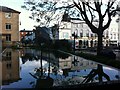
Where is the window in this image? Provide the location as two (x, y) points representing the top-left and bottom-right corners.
(6, 23), (11, 30)
(80, 29), (83, 37)
(86, 33), (89, 37)
(5, 13), (12, 18)
(6, 51), (11, 60)
(111, 34), (112, 39)
(95, 34), (97, 37)
(80, 32), (83, 37)
(63, 32), (69, 38)
(114, 33), (116, 39)
(64, 62), (68, 67)
(6, 63), (12, 69)
(6, 34), (11, 41)
(118, 34), (120, 40)
(81, 24), (83, 28)
(91, 34), (93, 37)
(76, 24), (78, 28)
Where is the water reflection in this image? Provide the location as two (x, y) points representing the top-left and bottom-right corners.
(29, 49), (54, 89)
(82, 64), (110, 83)
(0, 48), (21, 85)
(1, 48), (120, 89)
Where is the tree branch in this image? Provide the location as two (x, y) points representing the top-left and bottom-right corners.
(103, 1), (115, 18)
(88, 5), (94, 23)
(103, 13), (112, 31)
(85, 2), (97, 11)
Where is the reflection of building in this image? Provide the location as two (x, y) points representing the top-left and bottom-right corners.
(58, 55), (97, 71)
(0, 6), (20, 47)
(19, 49), (59, 66)
(59, 56), (72, 69)
(71, 56), (97, 70)
(58, 55), (97, 76)
(1, 48), (21, 85)
(0, 54), (2, 85)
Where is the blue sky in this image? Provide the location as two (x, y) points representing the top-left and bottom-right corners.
(0, 0), (36, 30)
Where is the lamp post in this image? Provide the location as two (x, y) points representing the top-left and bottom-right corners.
(73, 32), (76, 52)
(72, 30), (78, 53)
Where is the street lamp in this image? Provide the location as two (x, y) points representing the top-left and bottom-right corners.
(72, 29), (78, 52)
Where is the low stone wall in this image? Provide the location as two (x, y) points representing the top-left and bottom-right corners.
(51, 80), (120, 89)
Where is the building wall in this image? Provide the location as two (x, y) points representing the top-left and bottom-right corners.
(108, 15), (119, 46)
(1, 12), (20, 41)
(118, 18), (120, 45)
(0, 8), (20, 47)
(118, 2), (120, 45)
(19, 30), (33, 40)
(59, 22), (72, 39)
(59, 17), (120, 48)
(59, 19), (98, 48)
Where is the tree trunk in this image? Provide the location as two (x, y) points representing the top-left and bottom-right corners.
(97, 31), (103, 55)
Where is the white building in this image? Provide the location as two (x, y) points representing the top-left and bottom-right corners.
(118, 17), (120, 46)
(59, 13), (98, 48)
(59, 18), (72, 40)
(59, 13), (120, 48)
(118, 2), (120, 46)
(107, 15), (119, 46)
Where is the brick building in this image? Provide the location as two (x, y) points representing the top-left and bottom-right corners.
(0, 6), (20, 47)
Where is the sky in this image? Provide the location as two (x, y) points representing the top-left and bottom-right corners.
(0, 0), (37, 30)
(0, 0), (119, 30)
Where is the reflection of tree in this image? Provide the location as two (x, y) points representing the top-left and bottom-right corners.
(62, 69), (71, 77)
(82, 64), (110, 83)
(21, 53), (36, 64)
(52, 66), (58, 76)
(72, 56), (79, 66)
(115, 75), (120, 80)
(29, 49), (53, 89)
(53, 51), (70, 59)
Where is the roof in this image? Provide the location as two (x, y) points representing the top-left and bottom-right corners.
(0, 6), (20, 13)
(62, 13), (71, 22)
(70, 18), (82, 20)
(20, 30), (33, 32)
(35, 26), (51, 40)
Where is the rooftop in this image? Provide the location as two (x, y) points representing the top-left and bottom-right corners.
(0, 6), (20, 13)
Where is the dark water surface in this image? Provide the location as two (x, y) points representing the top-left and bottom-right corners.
(1, 48), (120, 89)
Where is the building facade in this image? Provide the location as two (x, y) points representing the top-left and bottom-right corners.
(0, 6), (20, 47)
(19, 29), (34, 41)
(59, 13), (99, 48)
(118, 2), (120, 46)
(107, 15), (119, 46)
(59, 13), (120, 48)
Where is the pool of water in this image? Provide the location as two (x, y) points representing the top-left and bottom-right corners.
(1, 48), (120, 89)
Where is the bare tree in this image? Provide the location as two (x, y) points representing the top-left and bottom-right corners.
(73, 0), (120, 55)
(22, 0), (120, 55)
